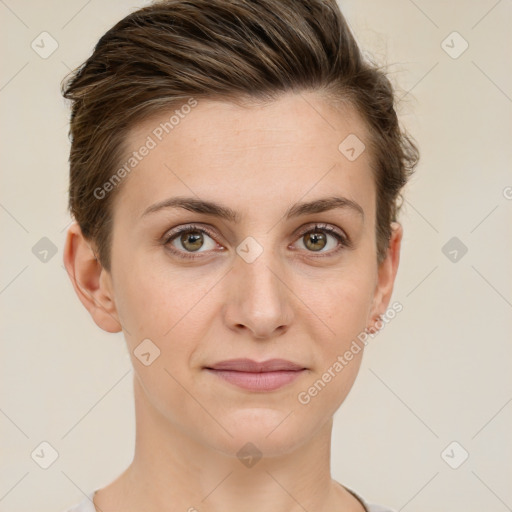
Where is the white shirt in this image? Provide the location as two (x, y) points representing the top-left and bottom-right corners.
(61, 485), (397, 512)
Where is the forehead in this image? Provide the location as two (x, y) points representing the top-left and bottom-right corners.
(113, 92), (374, 224)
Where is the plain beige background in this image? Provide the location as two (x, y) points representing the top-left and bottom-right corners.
(1, 1), (511, 511)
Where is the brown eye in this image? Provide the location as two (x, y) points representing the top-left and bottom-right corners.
(164, 225), (218, 258)
(294, 224), (349, 255)
(179, 230), (204, 252)
(303, 231), (327, 251)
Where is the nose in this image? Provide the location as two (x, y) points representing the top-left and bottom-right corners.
(222, 250), (294, 340)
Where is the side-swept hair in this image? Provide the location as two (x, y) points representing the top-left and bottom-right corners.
(61, 0), (419, 271)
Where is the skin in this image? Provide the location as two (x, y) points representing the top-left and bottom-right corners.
(63, 91), (402, 512)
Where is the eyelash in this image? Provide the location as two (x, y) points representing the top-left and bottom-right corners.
(162, 223), (351, 260)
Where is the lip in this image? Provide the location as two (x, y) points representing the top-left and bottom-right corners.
(204, 358), (307, 392)
(206, 358), (306, 372)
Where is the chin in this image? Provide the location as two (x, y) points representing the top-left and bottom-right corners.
(203, 407), (312, 459)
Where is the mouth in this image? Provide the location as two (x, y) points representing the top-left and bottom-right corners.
(203, 358), (307, 392)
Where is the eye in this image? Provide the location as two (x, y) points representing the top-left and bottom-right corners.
(162, 222), (350, 261)
(292, 223), (350, 256)
(163, 224), (220, 260)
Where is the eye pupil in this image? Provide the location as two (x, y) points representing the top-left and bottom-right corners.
(304, 232), (326, 251)
(181, 230), (203, 251)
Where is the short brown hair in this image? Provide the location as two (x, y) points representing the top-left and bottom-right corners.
(61, 0), (419, 271)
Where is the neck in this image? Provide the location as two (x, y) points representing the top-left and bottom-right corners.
(95, 376), (364, 512)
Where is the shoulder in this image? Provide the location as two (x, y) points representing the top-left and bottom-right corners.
(60, 490), (97, 512)
(343, 484), (397, 512)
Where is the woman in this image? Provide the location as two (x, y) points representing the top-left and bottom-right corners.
(61, 0), (419, 510)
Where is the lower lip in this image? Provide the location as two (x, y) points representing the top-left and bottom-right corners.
(205, 369), (305, 391)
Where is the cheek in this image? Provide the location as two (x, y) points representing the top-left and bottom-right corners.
(307, 266), (375, 342)
(114, 253), (213, 338)
(114, 259), (211, 412)
(294, 264), (374, 403)
(293, 277), (370, 422)
(113, 256), (225, 391)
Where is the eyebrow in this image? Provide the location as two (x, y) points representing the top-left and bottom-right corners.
(141, 195), (364, 222)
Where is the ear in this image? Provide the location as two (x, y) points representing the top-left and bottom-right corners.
(367, 221), (403, 332)
(63, 221), (122, 333)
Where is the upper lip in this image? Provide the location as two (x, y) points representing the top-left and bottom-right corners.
(205, 358), (306, 372)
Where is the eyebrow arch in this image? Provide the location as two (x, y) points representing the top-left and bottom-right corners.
(141, 195), (364, 222)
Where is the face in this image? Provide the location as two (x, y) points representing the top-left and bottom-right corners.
(66, 92), (401, 458)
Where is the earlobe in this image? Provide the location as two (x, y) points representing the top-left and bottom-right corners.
(367, 221), (403, 331)
(63, 221), (122, 333)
